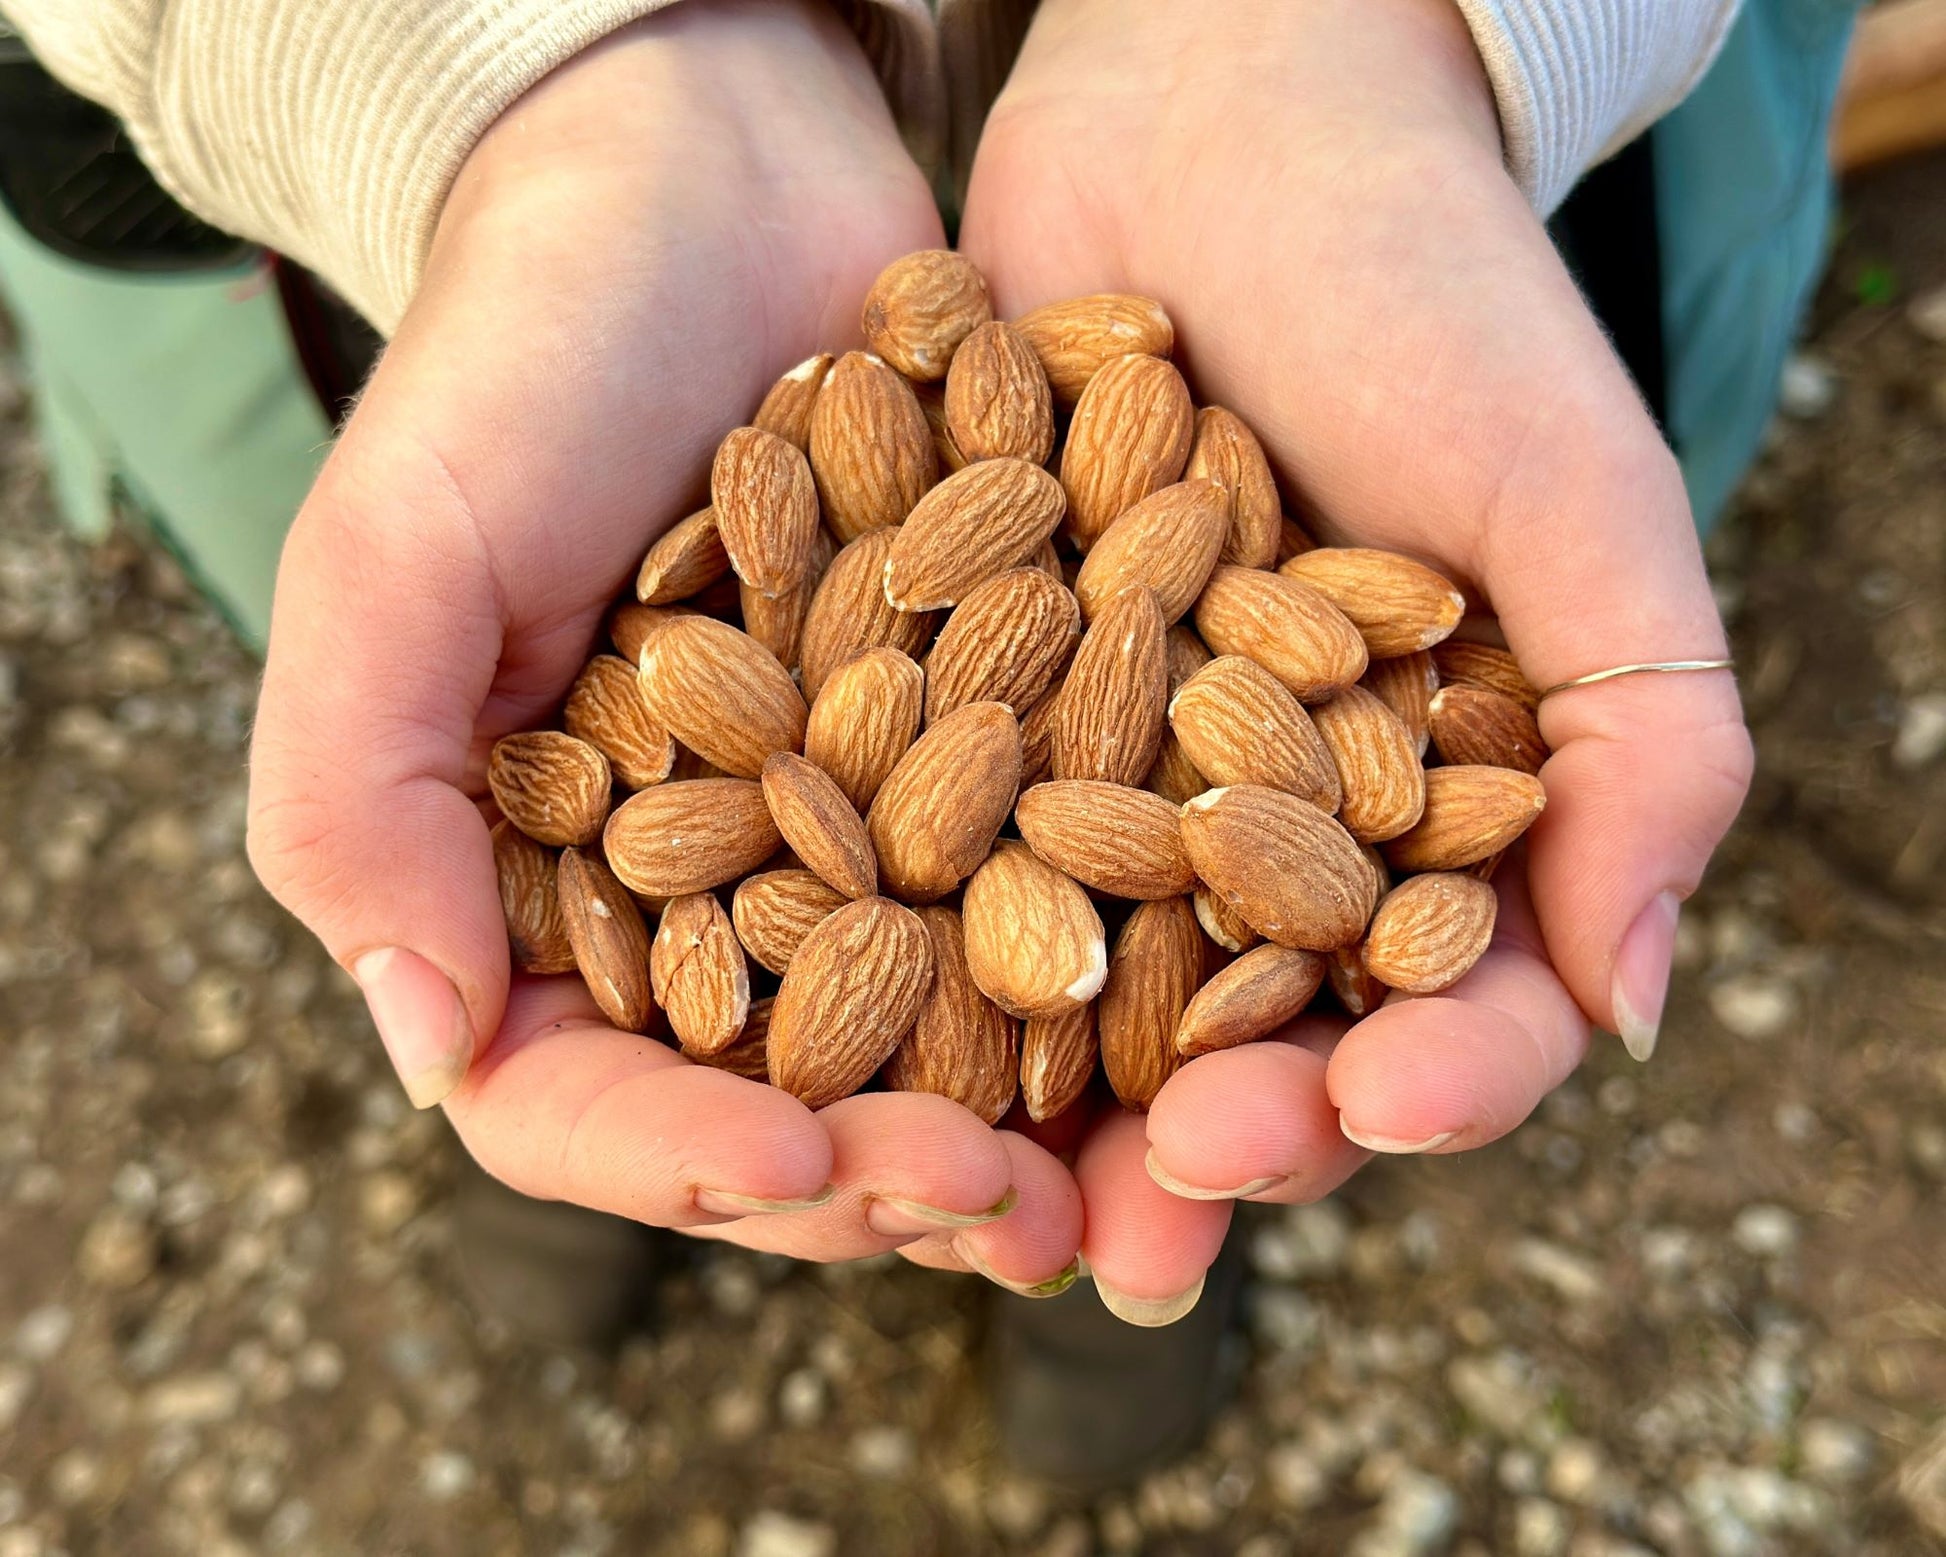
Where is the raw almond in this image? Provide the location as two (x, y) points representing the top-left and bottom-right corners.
(1277, 515), (1318, 564)
(915, 381), (968, 474)
(1165, 624), (1213, 692)
(492, 821), (575, 974)
(1193, 566), (1369, 701)
(944, 320), (1055, 465)
(557, 846), (656, 1033)
(963, 842), (1108, 1019)
(636, 507), (732, 605)
(686, 997), (771, 1081)
(882, 906), (1020, 1125)
(799, 529), (940, 699)
(803, 646), (924, 812)
(1168, 655), (1342, 810)
(1020, 1003), (1098, 1123)
(564, 655), (676, 791)
(768, 897), (934, 1109)
(1193, 884), (1259, 953)
(1360, 650), (1438, 758)
(1431, 641), (1540, 713)
(1361, 873), (1498, 994)
(1308, 685), (1427, 843)
(1429, 685), (1549, 775)
(1059, 354), (1194, 549)
(1381, 766), (1547, 872)
(1015, 780), (1197, 899)
(883, 458), (1066, 611)
(1099, 896), (1200, 1110)
(923, 567), (1078, 725)
(603, 778), (781, 897)
(1073, 479), (1229, 624)
(731, 869), (847, 974)
(712, 426), (820, 599)
(1012, 294), (1175, 407)
(1143, 729), (1208, 807)
(1050, 584), (1167, 785)
(1326, 944), (1387, 1018)
(651, 893), (751, 1053)
(1177, 943), (1325, 1056)
(637, 617), (806, 779)
(1018, 679), (1064, 790)
(1179, 785), (1376, 951)
(1185, 407), (1281, 570)
(866, 701), (1022, 903)
(739, 526), (836, 672)
(761, 752), (877, 900)
(1279, 547), (1466, 657)
(808, 351), (937, 540)
(752, 353), (833, 450)
(488, 731), (611, 847)
(860, 249), (992, 381)
(608, 601), (690, 664)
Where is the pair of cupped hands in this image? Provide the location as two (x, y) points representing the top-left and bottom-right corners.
(245, 0), (1752, 1322)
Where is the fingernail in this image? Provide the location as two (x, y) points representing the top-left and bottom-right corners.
(1091, 1271), (1206, 1328)
(866, 1188), (1017, 1237)
(1144, 1149), (1285, 1202)
(351, 947), (474, 1110)
(1338, 1121), (1457, 1155)
(1613, 890), (1680, 1062)
(693, 1184), (836, 1217)
(959, 1243), (1080, 1298)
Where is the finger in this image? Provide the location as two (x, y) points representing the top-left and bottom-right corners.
(1075, 1111), (1231, 1326)
(897, 1130), (1085, 1296)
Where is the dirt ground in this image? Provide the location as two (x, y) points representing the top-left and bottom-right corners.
(1, 150), (1944, 1557)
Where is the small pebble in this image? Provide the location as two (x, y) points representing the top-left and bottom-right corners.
(1731, 1204), (1798, 1258)
(1799, 1419), (1874, 1486)
(1892, 694), (1946, 771)
(740, 1511), (836, 1557)
(1778, 353), (1837, 418)
(78, 1207), (158, 1289)
(776, 1369), (826, 1428)
(850, 1425), (915, 1479)
(420, 1451), (476, 1501)
(1709, 975), (1798, 1040)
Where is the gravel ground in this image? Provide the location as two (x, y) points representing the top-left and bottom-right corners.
(2, 154), (1945, 1557)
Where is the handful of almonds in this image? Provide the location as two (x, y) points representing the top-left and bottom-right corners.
(488, 251), (1550, 1125)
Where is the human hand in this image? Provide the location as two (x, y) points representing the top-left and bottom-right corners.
(246, 0), (1081, 1290)
(960, 0), (1752, 1311)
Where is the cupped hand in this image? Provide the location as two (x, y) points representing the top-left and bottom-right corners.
(246, 0), (1080, 1287)
(960, 0), (1752, 1307)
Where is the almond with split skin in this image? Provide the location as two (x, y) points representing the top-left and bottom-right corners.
(768, 897), (935, 1109)
(1073, 479), (1229, 625)
(603, 778), (781, 897)
(1099, 896), (1200, 1110)
(944, 320), (1055, 465)
(1308, 685), (1427, 843)
(731, 869), (847, 974)
(799, 530), (939, 700)
(1382, 765), (1547, 872)
(1360, 650), (1438, 758)
(493, 822), (575, 974)
(1186, 407), (1281, 570)
(761, 752), (877, 900)
(637, 616), (806, 779)
(1193, 883), (1260, 953)
(1279, 548), (1467, 658)
(809, 351), (937, 541)
(1012, 294), (1175, 407)
(740, 526), (836, 673)
(962, 842), (1107, 1019)
(712, 426), (820, 599)
(1429, 685), (1549, 775)
(1060, 354), (1194, 550)
(1020, 1003), (1098, 1123)
(651, 893), (750, 1054)
(882, 906), (1020, 1124)
(1362, 873), (1498, 994)
(1177, 943), (1325, 1057)
(1051, 584), (1167, 786)
(686, 997), (771, 1081)
(860, 249), (992, 381)
(1180, 785), (1376, 951)
(866, 702), (1021, 903)
(1193, 566), (1369, 702)
(1015, 780), (1197, 900)
(488, 731), (611, 847)
(565, 655), (676, 791)
(636, 507), (732, 606)
(883, 458), (1067, 612)
(923, 567), (1078, 726)
(753, 353), (833, 450)
(557, 846), (656, 1033)
(803, 646), (924, 812)
(1168, 655), (1342, 811)
(1431, 640), (1541, 713)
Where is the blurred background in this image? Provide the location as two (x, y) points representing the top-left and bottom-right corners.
(2, 26), (1945, 1557)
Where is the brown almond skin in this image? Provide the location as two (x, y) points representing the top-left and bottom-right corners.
(1099, 897), (1201, 1110)
(1177, 944), (1325, 1057)
(1277, 515), (1319, 564)
(1326, 944), (1387, 1018)
(804, 646), (925, 814)
(1016, 780), (1196, 900)
(866, 702), (1022, 904)
(637, 616), (807, 779)
(1193, 567), (1369, 702)
(1165, 625), (1214, 692)
(686, 997), (772, 1081)
(603, 779), (782, 897)
(914, 381), (968, 473)
(752, 353), (833, 451)
(1309, 685), (1427, 843)
(1060, 354), (1194, 550)
(557, 847), (656, 1033)
(492, 821), (575, 974)
(608, 601), (690, 665)
(1431, 641), (1541, 713)
(800, 530), (940, 700)
(1280, 547), (1467, 657)
(1051, 584), (1167, 786)
(636, 507), (731, 605)
(1362, 873), (1498, 994)
(1193, 884), (1260, 954)
(565, 655), (676, 791)
(712, 426), (820, 599)
(944, 320), (1055, 465)
(883, 458), (1068, 612)
(923, 567), (1079, 726)
(1073, 479), (1229, 625)
(1186, 407), (1281, 570)
(488, 731), (611, 847)
(1360, 650), (1438, 759)
(1144, 729), (1208, 808)
(963, 842), (1108, 1020)
(731, 869), (847, 975)
(761, 752), (878, 900)
(1020, 1003), (1098, 1124)
(860, 250), (992, 380)
(808, 351), (938, 540)
(1382, 766), (1547, 872)
(651, 893), (751, 1054)
(1168, 655), (1342, 811)
(883, 906), (1021, 1124)
(1012, 294), (1175, 407)
(739, 526), (837, 673)
(1179, 785), (1376, 951)
(768, 898), (936, 1108)
(1429, 685), (1549, 775)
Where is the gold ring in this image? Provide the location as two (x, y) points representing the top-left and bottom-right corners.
(1537, 658), (1735, 700)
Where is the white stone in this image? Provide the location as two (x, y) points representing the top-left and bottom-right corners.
(1799, 1418), (1874, 1485)
(740, 1511), (836, 1557)
(1909, 285), (1946, 343)
(1709, 975), (1798, 1040)
(420, 1451), (476, 1501)
(143, 1372), (241, 1425)
(1545, 1439), (1606, 1504)
(1892, 694), (1946, 771)
(1510, 1240), (1605, 1306)
(849, 1425), (915, 1479)
(1513, 1497), (1571, 1557)
(1778, 353), (1837, 418)
(1731, 1204), (1798, 1258)
(776, 1369), (826, 1428)
(13, 1305), (73, 1363)
(1267, 1444), (1330, 1510)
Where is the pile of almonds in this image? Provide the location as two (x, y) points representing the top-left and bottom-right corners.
(487, 251), (1550, 1124)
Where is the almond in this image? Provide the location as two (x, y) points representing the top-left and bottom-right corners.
(1185, 407), (1280, 570)
(883, 458), (1067, 612)
(1073, 479), (1228, 624)
(637, 617), (806, 779)
(866, 702), (1022, 903)
(799, 529), (940, 699)
(1429, 685), (1549, 775)
(859, 250), (992, 381)
(740, 526), (837, 673)
(1360, 650), (1438, 758)
(1431, 641), (1540, 713)
(944, 320), (1055, 465)
(557, 846), (656, 1033)
(1019, 1003), (1098, 1123)
(686, 996), (771, 1080)
(1277, 515), (1318, 564)
(1099, 896), (1200, 1110)
(914, 381), (968, 474)
(803, 646), (924, 813)
(761, 752), (877, 900)
(1168, 655), (1341, 810)
(1279, 548), (1466, 657)
(1012, 293), (1175, 407)
(923, 567), (1078, 726)
(731, 869), (847, 974)
(1179, 785), (1376, 951)
(1361, 873), (1498, 994)
(1177, 943), (1324, 1057)
(1165, 625), (1214, 692)
(808, 351), (937, 540)
(1193, 884), (1260, 953)
(882, 906), (1020, 1124)
(711, 426), (820, 599)
(1059, 354), (1194, 550)
(1018, 678), (1064, 790)
(1051, 584), (1167, 785)
(608, 601), (691, 664)
(564, 655), (676, 791)
(1308, 685), (1426, 843)
(651, 893), (751, 1053)
(963, 842), (1108, 1020)
(1143, 729), (1208, 807)
(492, 821), (575, 974)
(1326, 944), (1387, 1018)
(636, 507), (732, 605)
(1015, 780), (1197, 899)
(752, 353), (833, 451)
(488, 731), (611, 846)
(768, 897), (935, 1108)
(603, 778), (781, 897)
(1193, 566), (1368, 701)
(1381, 766), (1547, 872)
